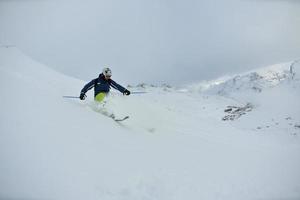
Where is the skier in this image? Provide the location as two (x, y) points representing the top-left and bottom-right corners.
(79, 67), (131, 102)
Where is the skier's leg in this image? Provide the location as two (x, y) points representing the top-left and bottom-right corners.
(95, 92), (106, 102)
(94, 92), (115, 118)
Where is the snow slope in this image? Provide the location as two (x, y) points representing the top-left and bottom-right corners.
(0, 47), (300, 200)
(186, 61), (299, 95)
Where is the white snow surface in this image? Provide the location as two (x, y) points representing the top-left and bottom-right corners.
(0, 47), (300, 200)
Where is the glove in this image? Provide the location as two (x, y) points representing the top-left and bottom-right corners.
(123, 89), (130, 96)
(80, 93), (86, 100)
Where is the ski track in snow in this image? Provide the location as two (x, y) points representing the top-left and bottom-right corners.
(0, 47), (300, 200)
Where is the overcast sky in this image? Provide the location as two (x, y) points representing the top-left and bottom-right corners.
(0, 0), (300, 85)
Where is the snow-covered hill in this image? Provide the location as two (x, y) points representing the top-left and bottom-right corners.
(1, 47), (300, 200)
(186, 61), (300, 95)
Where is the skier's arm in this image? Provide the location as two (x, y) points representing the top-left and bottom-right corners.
(110, 80), (127, 93)
(81, 79), (96, 94)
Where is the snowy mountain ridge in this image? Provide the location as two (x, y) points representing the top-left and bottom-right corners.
(184, 60), (300, 96)
(131, 60), (300, 98)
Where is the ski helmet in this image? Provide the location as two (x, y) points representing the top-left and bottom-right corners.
(103, 67), (112, 77)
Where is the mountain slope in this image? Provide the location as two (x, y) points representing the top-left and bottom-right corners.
(0, 47), (300, 200)
(186, 61), (299, 95)
(184, 61), (300, 136)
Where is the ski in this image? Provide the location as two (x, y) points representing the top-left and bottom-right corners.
(114, 116), (129, 122)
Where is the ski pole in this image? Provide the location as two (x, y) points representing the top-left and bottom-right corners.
(62, 96), (80, 99)
(131, 91), (147, 94)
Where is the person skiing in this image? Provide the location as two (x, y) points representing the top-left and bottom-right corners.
(79, 67), (130, 102)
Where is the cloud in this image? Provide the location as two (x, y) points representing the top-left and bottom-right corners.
(0, 0), (299, 85)
(253, 0), (300, 2)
